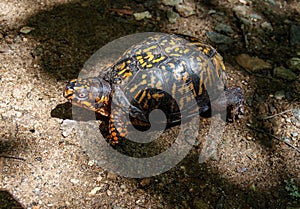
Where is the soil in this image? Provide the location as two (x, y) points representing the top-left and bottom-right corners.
(0, 0), (299, 208)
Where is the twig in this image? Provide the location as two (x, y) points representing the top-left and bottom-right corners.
(247, 124), (300, 154)
(257, 109), (294, 120)
(0, 155), (26, 161)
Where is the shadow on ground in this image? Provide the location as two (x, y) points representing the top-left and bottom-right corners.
(0, 191), (24, 209)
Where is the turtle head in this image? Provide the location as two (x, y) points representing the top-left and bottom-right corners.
(64, 77), (111, 116)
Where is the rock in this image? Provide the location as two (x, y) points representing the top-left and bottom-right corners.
(235, 54), (272, 72)
(166, 10), (179, 23)
(261, 21), (273, 31)
(233, 5), (249, 19)
(70, 178), (80, 185)
(215, 23), (234, 35)
(162, 0), (183, 6)
(290, 25), (300, 46)
(19, 26), (35, 34)
(133, 11), (152, 21)
(292, 108), (300, 121)
(250, 13), (262, 21)
(140, 178), (151, 187)
(12, 88), (23, 99)
(274, 90), (285, 100)
(273, 66), (298, 80)
(287, 57), (300, 72)
(60, 119), (77, 137)
(175, 2), (195, 17)
(107, 172), (118, 180)
(88, 187), (102, 196)
(206, 31), (233, 44)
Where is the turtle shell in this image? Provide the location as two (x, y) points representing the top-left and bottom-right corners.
(103, 34), (227, 124)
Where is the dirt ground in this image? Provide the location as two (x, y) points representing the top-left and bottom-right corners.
(0, 0), (300, 208)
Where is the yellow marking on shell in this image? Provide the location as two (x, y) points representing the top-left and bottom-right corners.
(118, 67), (128, 75)
(203, 48), (209, 55)
(165, 47), (172, 53)
(152, 93), (164, 100)
(171, 82), (177, 97)
(143, 102), (149, 109)
(141, 62), (147, 67)
(142, 74), (147, 79)
(169, 40), (176, 45)
(143, 45), (157, 52)
(168, 62), (175, 68)
(139, 79), (147, 86)
(145, 52), (154, 61)
(198, 73), (203, 95)
(184, 48), (190, 54)
(130, 84), (139, 93)
(152, 56), (166, 63)
(146, 64), (153, 68)
(174, 47), (180, 52)
(169, 53), (181, 57)
(137, 55), (143, 60)
(123, 71), (133, 77)
(155, 81), (162, 89)
(188, 82), (197, 97)
(138, 90), (147, 104)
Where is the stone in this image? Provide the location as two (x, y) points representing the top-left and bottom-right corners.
(215, 23), (234, 35)
(166, 10), (180, 23)
(233, 5), (249, 19)
(290, 25), (300, 46)
(133, 11), (152, 21)
(273, 66), (298, 80)
(287, 57), (300, 72)
(292, 108), (300, 121)
(250, 13), (262, 21)
(274, 90), (285, 100)
(175, 2), (195, 17)
(206, 31), (233, 44)
(162, 0), (183, 6)
(235, 54), (272, 72)
(261, 21), (273, 31)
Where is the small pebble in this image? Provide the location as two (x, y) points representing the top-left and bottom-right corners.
(261, 22), (273, 31)
(20, 26), (35, 34)
(70, 178), (80, 184)
(106, 190), (112, 196)
(291, 132), (298, 137)
(167, 10), (180, 23)
(88, 160), (95, 166)
(107, 172), (118, 180)
(161, 0), (183, 6)
(292, 109), (300, 121)
(12, 88), (23, 99)
(133, 11), (152, 21)
(140, 178), (151, 187)
(88, 187), (102, 196)
(274, 90), (285, 100)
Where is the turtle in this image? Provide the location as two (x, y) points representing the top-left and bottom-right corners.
(64, 34), (244, 144)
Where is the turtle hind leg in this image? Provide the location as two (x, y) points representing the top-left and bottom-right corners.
(225, 86), (244, 117)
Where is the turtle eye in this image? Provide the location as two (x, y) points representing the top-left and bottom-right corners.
(77, 89), (88, 98)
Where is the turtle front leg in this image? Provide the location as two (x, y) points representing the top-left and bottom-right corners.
(108, 108), (129, 144)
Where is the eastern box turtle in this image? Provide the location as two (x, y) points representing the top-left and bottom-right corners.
(64, 34), (244, 144)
